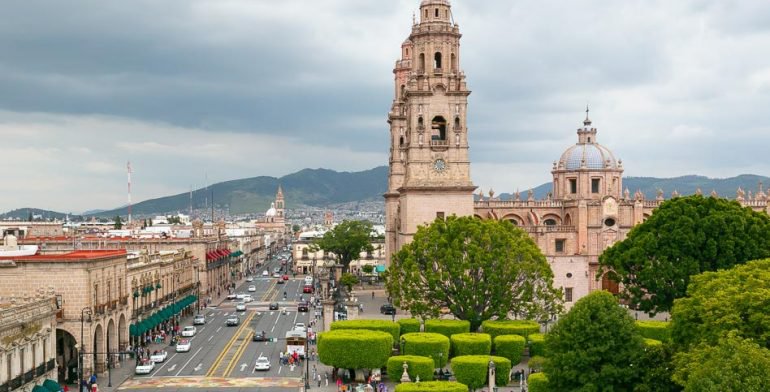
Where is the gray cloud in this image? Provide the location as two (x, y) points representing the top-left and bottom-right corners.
(1, 0), (769, 212)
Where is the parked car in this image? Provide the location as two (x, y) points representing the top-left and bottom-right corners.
(226, 315), (240, 326)
(380, 304), (396, 315)
(269, 302), (279, 310)
(254, 356), (271, 371)
(236, 302), (247, 312)
(248, 285), (256, 292)
(176, 339), (191, 352)
(135, 359), (155, 375)
(193, 314), (206, 325)
(181, 326), (197, 337)
(298, 301), (309, 312)
(149, 350), (167, 363)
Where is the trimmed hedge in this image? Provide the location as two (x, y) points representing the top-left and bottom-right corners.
(424, 319), (470, 338)
(394, 381), (468, 392)
(528, 372), (549, 392)
(318, 329), (393, 369)
(528, 356), (546, 372)
(643, 338), (663, 347)
(331, 319), (401, 341)
(401, 333), (450, 368)
(387, 355), (435, 382)
(528, 333), (546, 357)
(482, 320), (540, 342)
(451, 355), (511, 389)
(398, 318), (421, 335)
(636, 320), (671, 342)
(494, 335), (526, 365)
(450, 333), (492, 357)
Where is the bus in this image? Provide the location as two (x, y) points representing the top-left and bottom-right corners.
(285, 330), (306, 358)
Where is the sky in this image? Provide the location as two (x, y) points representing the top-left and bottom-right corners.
(1, 0), (770, 213)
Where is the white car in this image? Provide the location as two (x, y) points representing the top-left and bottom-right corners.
(176, 339), (191, 352)
(193, 314), (206, 325)
(248, 285), (256, 292)
(262, 270), (269, 277)
(226, 293), (237, 300)
(242, 295), (253, 303)
(272, 272), (281, 278)
(236, 302), (247, 311)
(254, 356), (271, 371)
(294, 322), (306, 333)
(181, 326), (197, 337)
(246, 277), (254, 282)
(135, 359), (155, 375)
(304, 276), (313, 285)
(236, 293), (246, 300)
(149, 350), (167, 363)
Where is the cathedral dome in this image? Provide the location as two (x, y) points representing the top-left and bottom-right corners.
(265, 202), (277, 217)
(559, 143), (618, 170)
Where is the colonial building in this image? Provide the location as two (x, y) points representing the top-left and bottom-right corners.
(0, 297), (58, 392)
(292, 232), (385, 276)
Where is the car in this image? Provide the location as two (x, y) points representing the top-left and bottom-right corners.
(135, 359), (155, 375)
(236, 302), (247, 312)
(181, 326), (197, 337)
(304, 276), (313, 285)
(277, 279), (285, 284)
(303, 285), (313, 293)
(248, 285), (256, 292)
(282, 274), (289, 281)
(252, 330), (268, 342)
(254, 356), (271, 371)
(226, 315), (240, 326)
(272, 272), (281, 278)
(236, 293), (246, 300)
(269, 302), (279, 310)
(298, 301), (309, 312)
(262, 270), (269, 277)
(242, 294), (253, 303)
(246, 277), (254, 282)
(149, 350), (167, 363)
(380, 303), (396, 315)
(294, 322), (306, 333)
(176, 339), (191, 353)
(193, 314), (206, 325)
(273, 267), (281, 273)
(226, 293), (237, 300)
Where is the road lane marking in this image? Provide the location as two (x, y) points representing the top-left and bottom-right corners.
(206, 311), (257, 377)
(240, 363), (247, 372)
(208, 336), (213, 342)
(278, 366), (282, 374)
(193, 363), (202, 372)
(224, 330), (253, 377)
(167, 364), (177, 373)
(216, 327), (222, 333)
(176, 346), (203, 376)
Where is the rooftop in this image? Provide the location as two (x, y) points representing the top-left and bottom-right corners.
(0, 249), (126, 261)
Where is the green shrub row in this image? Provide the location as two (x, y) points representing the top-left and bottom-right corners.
(450, 333), (491, 357)
(494, 335), (526, 365)
(643, 338), (663, 347)
(394, 381), (468, 392)
(635, 320), (671, 342)
(398, 318), (421, 335)
(331, 319), (401, 341)
(318, 329), (393, 369)
(401, 333), (450, 368)
(528, 333), (546, 357)
(387, 355), (435, 382)
(528, 372), (549, 392)
(450, 355), (511, 389)
(424, 319), (470, 338)
(482, 320), (540, 341)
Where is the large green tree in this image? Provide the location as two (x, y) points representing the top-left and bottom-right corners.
(672, 333), (770, 392)
(311, 220), (374, 274)
(671, 258), (770, 350)
(544, 290), (645, 391)
(599, 195), (770, 314)
(113, 215), (123, 229)
(386, 216), (562, 331)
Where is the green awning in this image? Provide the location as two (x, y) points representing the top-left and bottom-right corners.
(129, 324), (138, 337)
(230, 250), (243, 257)
(33, 385), (49, 392)
(43, 379), (61, 392)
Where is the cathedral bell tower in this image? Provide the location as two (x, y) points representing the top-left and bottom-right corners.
(384, 0), (476, 264)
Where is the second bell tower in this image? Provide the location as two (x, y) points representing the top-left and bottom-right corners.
(385, 0), (476, 263)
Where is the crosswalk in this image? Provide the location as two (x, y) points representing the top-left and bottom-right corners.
(119, 376), (303, 389)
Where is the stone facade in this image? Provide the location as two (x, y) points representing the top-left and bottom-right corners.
(0, 222), (63, 239)
(0, 297), (58, 392)
(292, 236), (385, 276)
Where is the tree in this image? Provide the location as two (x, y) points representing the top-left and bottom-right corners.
(114, 215), (123, 230)
(634, 342), (681, 392)
(599, 195), (770, 314)
(292, 224), (301, 234)
(167, 215), (182, 225)
(544, 290), (645, 391)
(671, 258), (770, 350)
(27, 210), (33, 222)
(672, 333), (770, 392)
(339, 273), (359, 293)
(361, 264), (374, 274)
(387, 216), (562, 331)
(311, 220), (374, 273)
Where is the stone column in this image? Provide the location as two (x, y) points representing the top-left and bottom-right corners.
(345, 300), (360, 321)
(322, 300), (335, 331)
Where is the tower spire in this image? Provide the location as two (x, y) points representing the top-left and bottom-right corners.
(584, 104), (592, 126)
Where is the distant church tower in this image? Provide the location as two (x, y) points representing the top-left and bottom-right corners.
(275, 185), (285, 218)
(384, 0), (476, 264)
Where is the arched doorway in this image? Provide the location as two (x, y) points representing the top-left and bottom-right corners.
(56, 329), (78, 384)
(92, 324), (104, 374)
(118, 314), (127, 352)
(107, 319), (117, 370)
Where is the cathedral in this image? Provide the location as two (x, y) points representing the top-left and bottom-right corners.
(384, 0), (770, 307)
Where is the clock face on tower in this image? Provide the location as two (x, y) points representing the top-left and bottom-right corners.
(433, 159), (447, 172)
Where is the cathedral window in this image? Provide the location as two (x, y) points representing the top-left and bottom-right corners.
(544, 219), (557, 226)
(565, 287), (573, 302)
(591, 178), (600, 193)
(434, 52), (442, 70)
(435, 8), (439, 18)
(436, 212), (445, 220)
(451, 53), (457, 71)
(399, 136), (404, 147)
(419, 53), (425, 72)
(604, 218), (616, 227)
(418, 116), (424, 129)
(425, 9), (428, 18)
(555, 239), (565, 253)
(569, 179), (577, 194)
(431, 116), (447, 140)
(454, 116), (461, 130)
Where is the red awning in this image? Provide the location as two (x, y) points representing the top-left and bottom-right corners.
(206, 251), (214, 261)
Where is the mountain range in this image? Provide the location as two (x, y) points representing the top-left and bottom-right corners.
(1, 168), (767, 220)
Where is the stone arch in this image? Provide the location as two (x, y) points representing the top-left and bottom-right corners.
(118, 314), (127, 351)
(107, 318), (117, 352)
(542, 214), (562, 226)
(473, 214), (484, 220)
(418, 53), (425, 72)
(564, 213), (572, 226)
(92, 323), (105, 373)
(56, 328), (78, 383)
(501, 214), (524, 226)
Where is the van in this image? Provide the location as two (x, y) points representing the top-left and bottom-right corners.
(304, 276), (313, 285)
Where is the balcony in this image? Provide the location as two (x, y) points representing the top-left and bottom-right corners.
(433, 67), (443, 75)
(24, 370), (34, 383)
(120, 296), (129, 306)
(430, 139), (449, 147)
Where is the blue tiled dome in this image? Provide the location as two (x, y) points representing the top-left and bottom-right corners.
(560, 143), (618, 170)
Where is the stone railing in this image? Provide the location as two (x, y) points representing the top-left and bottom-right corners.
(0, 297), (56, 330)
(475, 200), (566, 208)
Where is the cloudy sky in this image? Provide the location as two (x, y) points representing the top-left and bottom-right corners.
(2, 0), (770, 213)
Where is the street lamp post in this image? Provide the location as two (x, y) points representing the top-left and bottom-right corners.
(78, 307), (91, 392)
(305, 337), (311, 390)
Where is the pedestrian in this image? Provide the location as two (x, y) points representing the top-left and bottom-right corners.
(336, 377), (342, 391)
(317, 373), (322, 387)
(372, 291), (375, 299)
(325, 373), (329, 387)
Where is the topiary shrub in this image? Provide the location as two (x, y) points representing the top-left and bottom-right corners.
(494, 335), (526, 365)
(643, 338), (663, 347)
(331, 319), (401, 341)
(482, 320), (540, 342)
(528, 333), (546, 357)
(528, 372), (549, 392)
(636, 320), (671, 342)
(318, 329), (393, 369)
(424, 319), (470, 338)
(401, 333), (450, 368)
(451, 355), (511, 389)
(394, 381), (468, 392)
(398, 318), (421, 335)
(387, 355), (435, 382)
(527, 356), (546, 372)
(450, 333), (491, 357)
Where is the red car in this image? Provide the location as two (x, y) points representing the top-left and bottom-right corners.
(282, 275), (289, 281)
(303, 285), (313, 293)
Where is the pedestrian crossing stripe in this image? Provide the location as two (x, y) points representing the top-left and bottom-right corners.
(119, 376), (303, 389)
